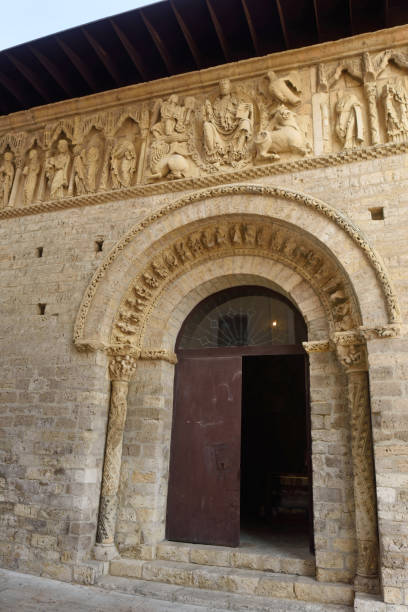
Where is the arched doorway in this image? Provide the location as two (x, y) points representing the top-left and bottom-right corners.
(166, 286), (313, 550)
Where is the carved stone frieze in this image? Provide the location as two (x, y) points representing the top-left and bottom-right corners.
(0, 42), (408, 209)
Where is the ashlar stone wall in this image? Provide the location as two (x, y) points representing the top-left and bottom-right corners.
(0, 25), (407, 609)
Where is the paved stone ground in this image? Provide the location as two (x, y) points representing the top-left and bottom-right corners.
(0, 568), (354, 612)
(0, 569), (225, 612)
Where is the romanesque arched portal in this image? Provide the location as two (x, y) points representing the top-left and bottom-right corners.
(74, 184), (401, 594)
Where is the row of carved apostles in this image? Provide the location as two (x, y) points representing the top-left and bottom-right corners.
(1, 47), (408, 207)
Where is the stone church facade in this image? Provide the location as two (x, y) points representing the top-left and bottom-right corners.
(0, 22), (407, 611)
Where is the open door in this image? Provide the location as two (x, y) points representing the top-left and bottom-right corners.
(166, 352), (242, 547)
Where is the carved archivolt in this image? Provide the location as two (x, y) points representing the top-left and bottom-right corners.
(73, 184), (400, 352)
(111, 217), (358, 347)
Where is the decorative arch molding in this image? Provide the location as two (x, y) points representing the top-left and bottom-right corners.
(74, 184), (400, 353)
(110, 215), (360, 349)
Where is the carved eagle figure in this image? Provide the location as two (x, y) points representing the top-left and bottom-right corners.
(263, 70), (302, 106)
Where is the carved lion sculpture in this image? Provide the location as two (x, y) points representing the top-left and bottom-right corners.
(255, 106), (309, 161)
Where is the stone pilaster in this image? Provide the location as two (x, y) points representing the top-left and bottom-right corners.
(94, 354), (138, 561)
(334, 332), (379, 594)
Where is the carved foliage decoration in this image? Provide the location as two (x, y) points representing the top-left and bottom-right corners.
(111, 217), (359, 347)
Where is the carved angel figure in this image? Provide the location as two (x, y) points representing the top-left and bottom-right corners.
(22, 149), (40, 205)
(382, 79), (408, 143)
(149, 95), (195, 180)
(110, 140), (137, 189)
(265, 70), (302, 106)
(0, 151), (15, 207)
(45, 139), (71, 199)
(335, 93), (364, 149)
(203, 78), (253, 165)
(255, 106), (309, 161)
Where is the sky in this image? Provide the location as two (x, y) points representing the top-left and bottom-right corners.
(0, 0), (160, 51)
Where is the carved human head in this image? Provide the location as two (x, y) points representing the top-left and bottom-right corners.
(4, 151), (13, 161)
(28, 149), (38, 160)
(168, 94), (179, 104)
(57, 139), (68, 153)
(219, 79), (231, 96)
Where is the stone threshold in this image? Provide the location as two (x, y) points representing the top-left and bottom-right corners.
(108, 557), (354, 607)
(98, 573), (353, 611)
(147, 539), (316, 577)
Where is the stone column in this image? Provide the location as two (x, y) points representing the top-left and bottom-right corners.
(364, 82), (380, 146)
(334, 333), (379, 593)
(94, 354), (138, 561)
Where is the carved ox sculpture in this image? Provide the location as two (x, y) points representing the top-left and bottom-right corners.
(255, 105), (309, 161)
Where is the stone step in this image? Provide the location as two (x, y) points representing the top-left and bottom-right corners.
(98, 574), (353, 611)
(109, 558), (354, 607)
(154, 540), (316, 576)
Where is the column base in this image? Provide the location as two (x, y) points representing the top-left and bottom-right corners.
(93, 543), (120, 562)
(354, 574), (380, 595)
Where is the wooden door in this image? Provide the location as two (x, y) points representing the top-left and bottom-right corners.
(166, 352), (242, 547)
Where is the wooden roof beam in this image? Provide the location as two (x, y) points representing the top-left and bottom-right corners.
(275, 0), (290, 49)
(0, 70), (26, 106)
(82, 28), (121, 87)
(140, 10), (175, 74)
(241, 0), (261, 55)
(205, 0), (232, 62)
(169, 0), (203, 68)
(5, 52), (50, 103)
(28, 44), (75, 97)
(313, 0), (322, 42)
(384, 0), (390, 27)
(56, 36), (98, 92)
(349, 0), (355, 34)
(110, 19), (148, 80)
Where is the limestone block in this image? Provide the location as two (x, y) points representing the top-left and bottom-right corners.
(190, 546), (231, 568)
(142, 560), (194, 587)
(294, 577), (354, 605)
(110, 558), (144, 578)
(256, 574), (296, 599)
(157, 542), (190, 563)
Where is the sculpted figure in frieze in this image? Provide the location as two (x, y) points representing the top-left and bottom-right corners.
(382, 79), (408, 143)
(202, 78), (254, 166)
(149, 94), (196, 180)
(0, 151), (15, 207)
(255, 105), (309, 161)
(263, 70), (302, 106)
(45, 138), (71, 200)
(335, 93), (364, 149)
(72, 146), (87, 195)
(87, 144), (100, 192)
(110, 140), (137, 189)
(22, 149), (41, 205)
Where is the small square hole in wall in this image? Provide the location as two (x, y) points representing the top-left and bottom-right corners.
(37, 247), (43, 258)
(38, 303), (46, 315)
(369, 207), (384, 220)
(95, 240), (104, 252)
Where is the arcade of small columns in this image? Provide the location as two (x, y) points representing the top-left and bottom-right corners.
(73, 185), (401, 594)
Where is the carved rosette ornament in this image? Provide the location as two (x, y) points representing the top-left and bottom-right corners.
(94, 354), (138, 560)
(334, 332), (379, 592)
